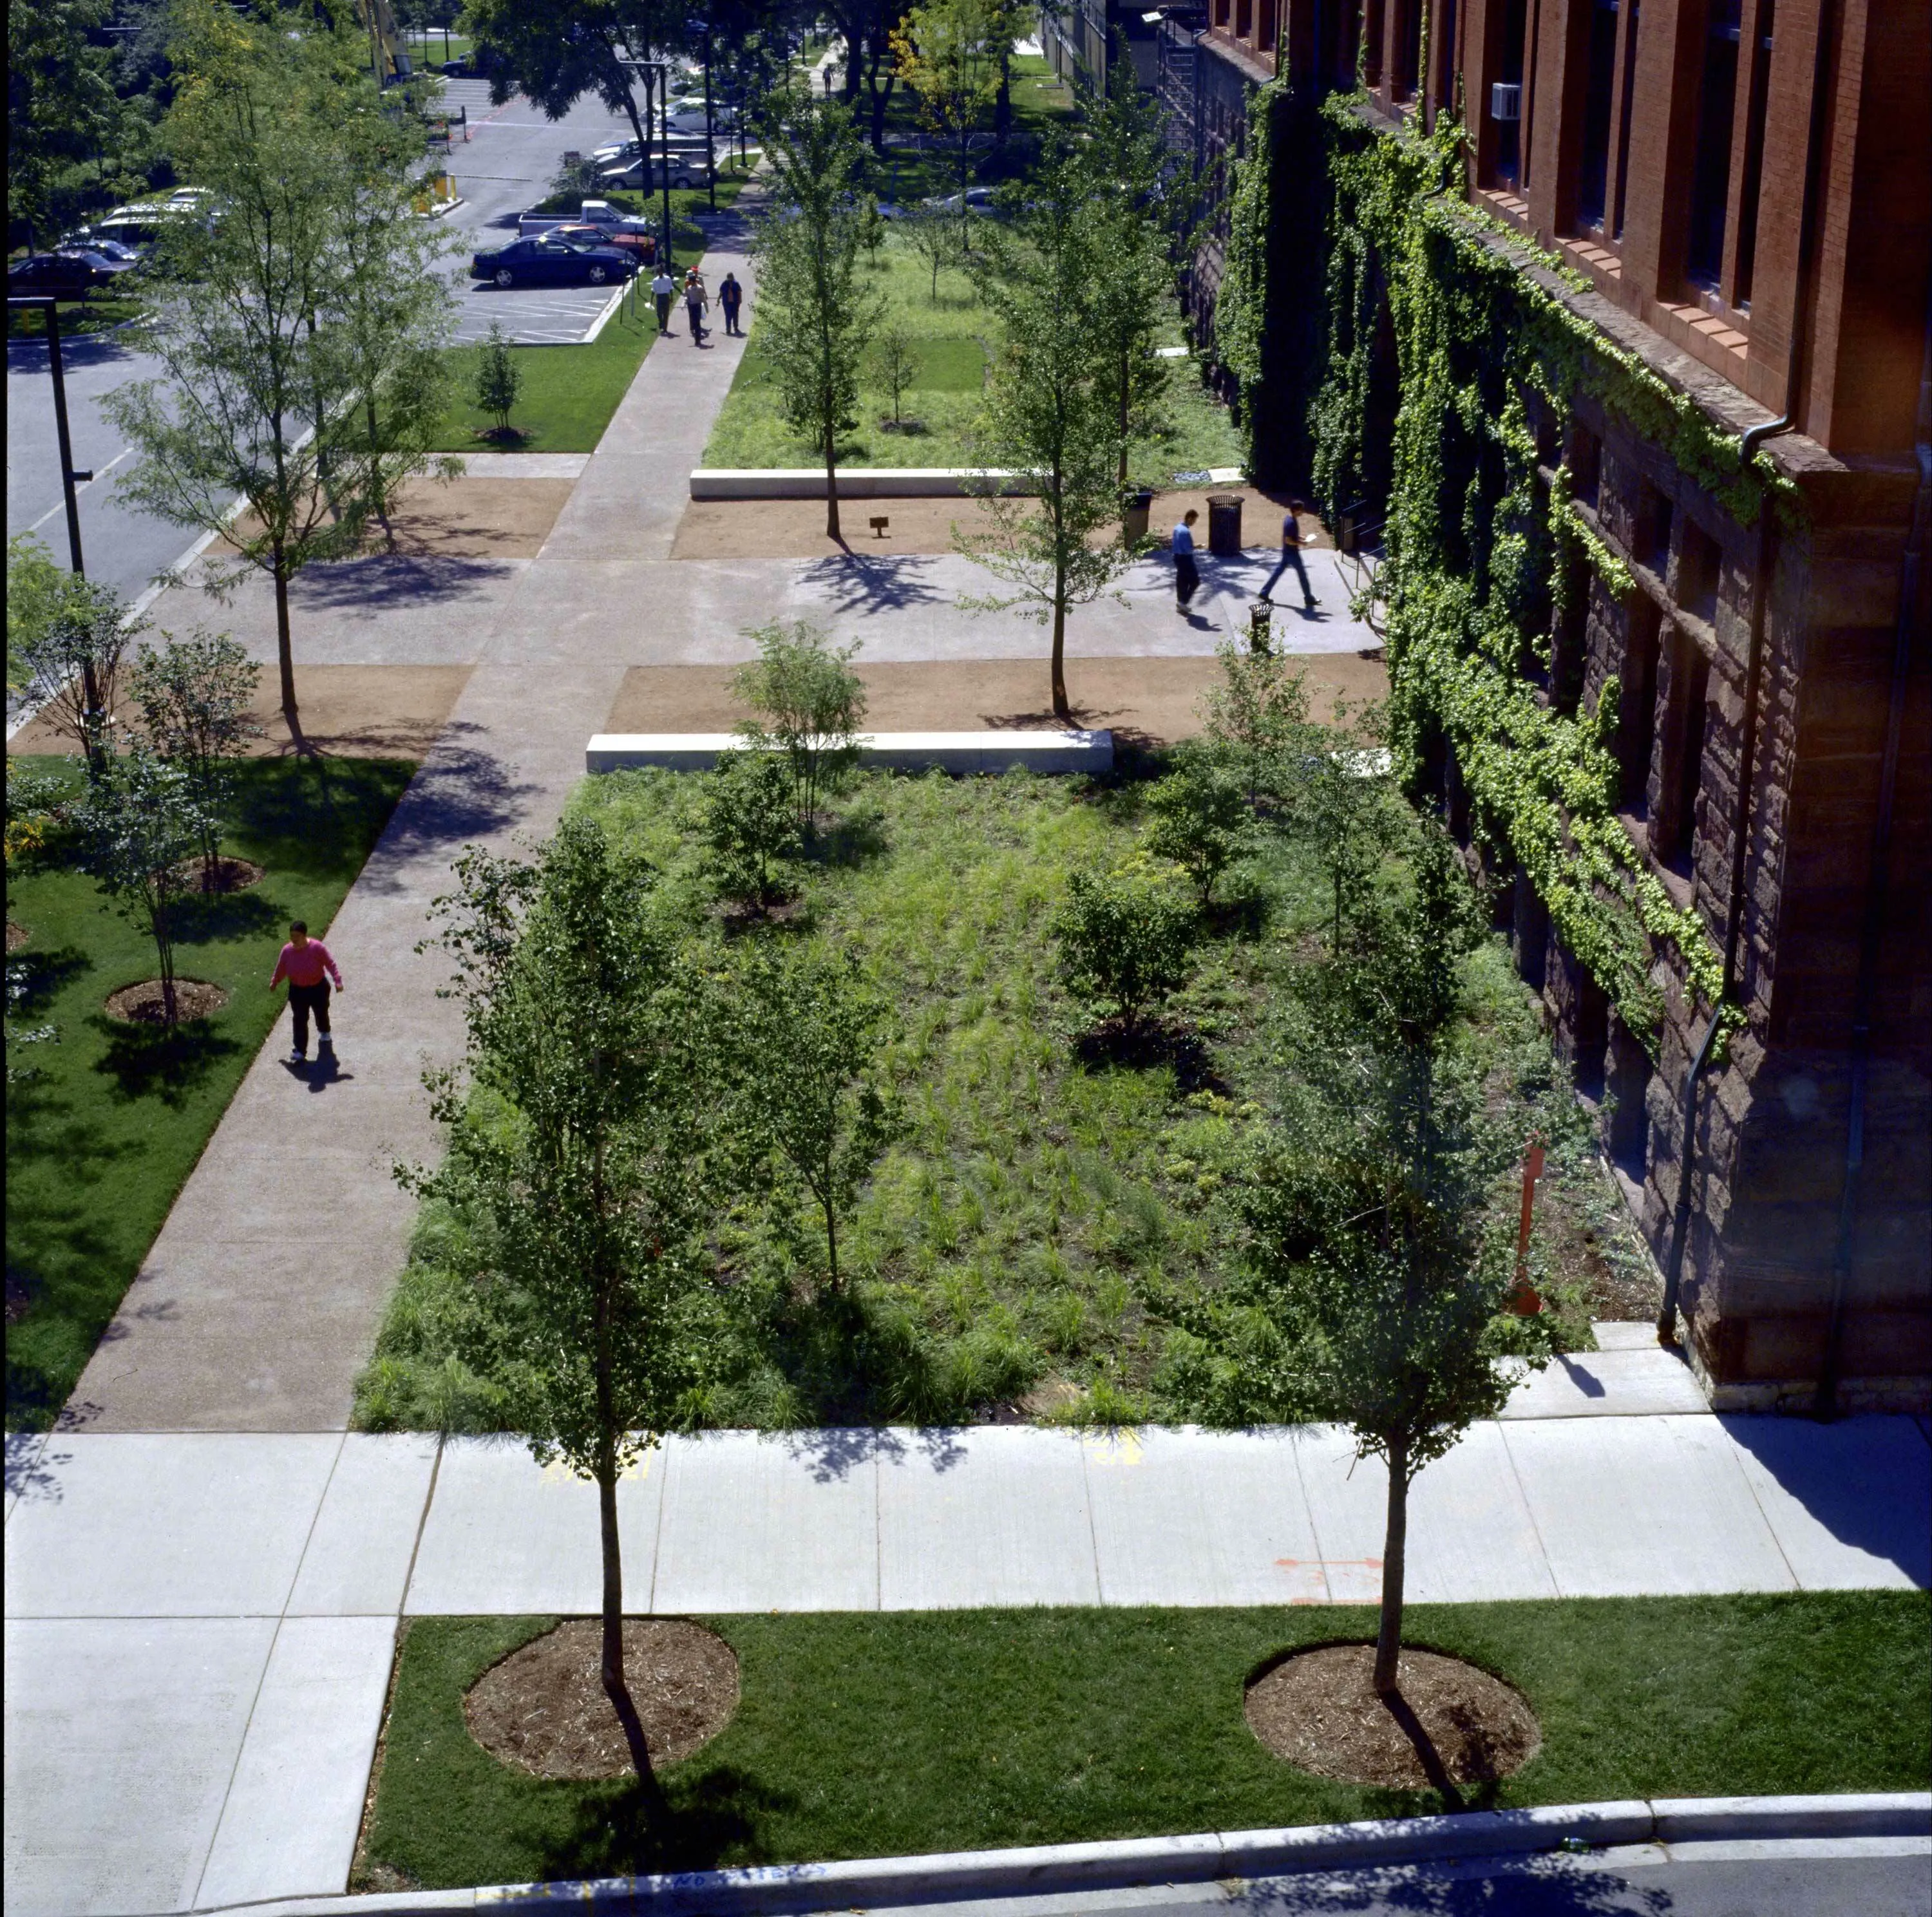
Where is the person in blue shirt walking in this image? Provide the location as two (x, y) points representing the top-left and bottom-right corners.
(1173, 507), (1201, 610)
(1260, 501), (1320, 610)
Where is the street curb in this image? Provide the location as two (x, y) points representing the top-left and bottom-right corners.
(182, 1793), (1931, 1917)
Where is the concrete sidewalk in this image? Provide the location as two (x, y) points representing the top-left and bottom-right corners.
(62, 217), (764, 1435)
(6, 1401), (1927, 1916)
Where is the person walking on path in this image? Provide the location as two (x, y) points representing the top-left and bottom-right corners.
(719, 270), (744, 335)
(1173, 507), (1201, 611)
(270, 921), (343, 1062)
(650, 267), (677, 335)
(1260, 501), (1320, 610)
(685, 269), (710, 346)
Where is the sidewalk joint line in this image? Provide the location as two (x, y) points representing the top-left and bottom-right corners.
(189, 1428), (348, 1908)
(397, 1433), (446, 1621)
(1286, 1430), (1336, 1605)
(1493, 1418), (1562, 1599)
(1077, 1433), (1106, 1605)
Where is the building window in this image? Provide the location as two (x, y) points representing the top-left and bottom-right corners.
(1395, 0), (1425, 97)
(1259, 0), (1278, 51)
(1513, 874), (1550, 990)
(1611, 0), (1640, 237)
(1685, 0), (1743, 288)
(1607, 1016), (1652, 1178)
(1236, 0), (1253, 41)
(1571, 422), (1602, 510)
(1618, 601), (1662, 811)
(1676, 518), (1719, 625)
(1732, 0), (1774, 307)
(1492, 0), (1528, 184)
(1656, 632), (1711, 874)
(1577, 0), (1621, 231)
(1638, 482), (1673, 578)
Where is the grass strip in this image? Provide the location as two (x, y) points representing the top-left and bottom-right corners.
(5, 754), (413, 1427)
(361, 1594), (1932, 1888)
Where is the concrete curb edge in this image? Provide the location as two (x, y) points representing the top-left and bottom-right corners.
(185, 1793), (1931, 1917)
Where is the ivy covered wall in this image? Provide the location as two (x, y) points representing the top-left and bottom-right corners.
(1240, 98), (1804, 1051)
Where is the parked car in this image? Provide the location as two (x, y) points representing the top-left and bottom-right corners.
(7, 250), (132, 299)
(469, 233), (638, 288)
(86, 187), (216, 255)
(598, 153), (714, 192)
(518, 201), (656, 254)
(925, 187), (998, 213)
(540, 221), (656, 265)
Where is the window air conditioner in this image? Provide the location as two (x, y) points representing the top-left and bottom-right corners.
(1490, 82), (1522, 120)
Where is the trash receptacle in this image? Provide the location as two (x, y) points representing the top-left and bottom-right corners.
(1121, 487), (1154, 545)
(1206, 492), (1244, 558)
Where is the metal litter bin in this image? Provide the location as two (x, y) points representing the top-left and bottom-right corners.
(1206, 492), (1244, 557)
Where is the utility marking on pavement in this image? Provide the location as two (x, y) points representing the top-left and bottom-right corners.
(1275, 1557), (1385, 1569)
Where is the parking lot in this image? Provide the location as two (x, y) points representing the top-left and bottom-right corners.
(433, 77), (646, 346)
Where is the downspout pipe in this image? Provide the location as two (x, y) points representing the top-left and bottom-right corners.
(1813, 277), (1932, 1419)
(1656, 0), (1837, 1348)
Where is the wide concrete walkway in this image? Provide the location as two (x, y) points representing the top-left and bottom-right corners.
(63, 222), (764, 1433)
(6, 1392), (1927, 1915)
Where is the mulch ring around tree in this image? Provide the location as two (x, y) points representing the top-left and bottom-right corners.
(1245, 1643), (1542, 1789)
(464, 1618), (740, 1780)
(104, 978), (231, 1025)
(170, 855), (265, 894)
(6, 920), (28, 952)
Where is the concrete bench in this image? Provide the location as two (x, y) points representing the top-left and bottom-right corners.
(688, 468), (1033, 500)
(585, 731), (1114, 776)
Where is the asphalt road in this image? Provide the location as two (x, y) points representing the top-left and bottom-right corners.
(853, 1843), (1932, 1917)
(5, 79), (638, 612)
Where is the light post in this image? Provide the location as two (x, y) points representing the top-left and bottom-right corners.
(8, 293), (107, 757)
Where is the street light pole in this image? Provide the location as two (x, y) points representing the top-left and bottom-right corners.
(10, 294), (104, 759)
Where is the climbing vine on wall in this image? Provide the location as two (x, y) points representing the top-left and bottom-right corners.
(1305, 99), (1792, 1049)
(1215, 80), (1281, 417)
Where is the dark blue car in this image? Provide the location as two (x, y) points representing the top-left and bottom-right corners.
(469, 232), (638, 289)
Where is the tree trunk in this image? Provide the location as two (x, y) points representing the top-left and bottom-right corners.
(272, 547), (304, 749)
(155, 904), (178, 1026)
(825, 441), (842, 542)
(594, 1277), (661, 1800)
(1118, 345), (1132, 486)
(823, 1194), (840, 1291)
(1050, 568), (1070, 723)
(1372, 1431), (1409, 1695)
(995, 50), (1012, 143)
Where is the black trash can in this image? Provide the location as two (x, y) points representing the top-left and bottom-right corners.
(1121, 487), (1155, 545)
(1206, 492), (1244, 558)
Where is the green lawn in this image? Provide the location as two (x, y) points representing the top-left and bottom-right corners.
(5, 755), (413, 1428)
(699, 238), (1244, 481)
(357, 1594), (1932, 1887)
(354, 762), (1655, 1435)
(6, 297), (144, 341)
(430, 294), (657, 454)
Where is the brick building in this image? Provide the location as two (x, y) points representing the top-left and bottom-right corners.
(1264, 0), (1929, 1408)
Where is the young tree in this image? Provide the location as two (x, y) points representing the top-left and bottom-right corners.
(869, 323), (919, 428)
(473, 323), (523, 440)
(954, 147), (1141, 722)
(129, 630), (262, 887)
(105, 6), (457, 748)
(891, 0), (1003, 252)
(1198, 636), (1312, 805)
(8, 534), (91, 692)
(1227, 825), (1546, 1694)
(703, 748), (800, 911)
(1143, 756), (1255, 905)
(753, 90), (885, 540)
(902, 203), (959, 303)
(409, 815), (721, 1793)
(17, 573), (136, 779)
(1289, 710), (1400, 954)
(735, 945), (895, 1292)
(1054, 859), (1196, 1039)
(730, 619), (869, 837)
(77, 744), (212, 1027)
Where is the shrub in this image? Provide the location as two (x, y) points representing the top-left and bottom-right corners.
(1053, 859), (1195, 1037)
(703, 749), (800, 909)
(1143, 756), (1254, 903)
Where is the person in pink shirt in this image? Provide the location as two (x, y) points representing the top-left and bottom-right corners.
(270, 920), (344, 1062)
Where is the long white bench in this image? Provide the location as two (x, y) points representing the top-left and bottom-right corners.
(688, 467), (1032, 500)
(585, 730), (1114, 775)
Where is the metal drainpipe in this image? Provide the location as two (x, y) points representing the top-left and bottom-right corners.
(1814, 281), (1932, 1419)
(1656, 0), (1837, 1348)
